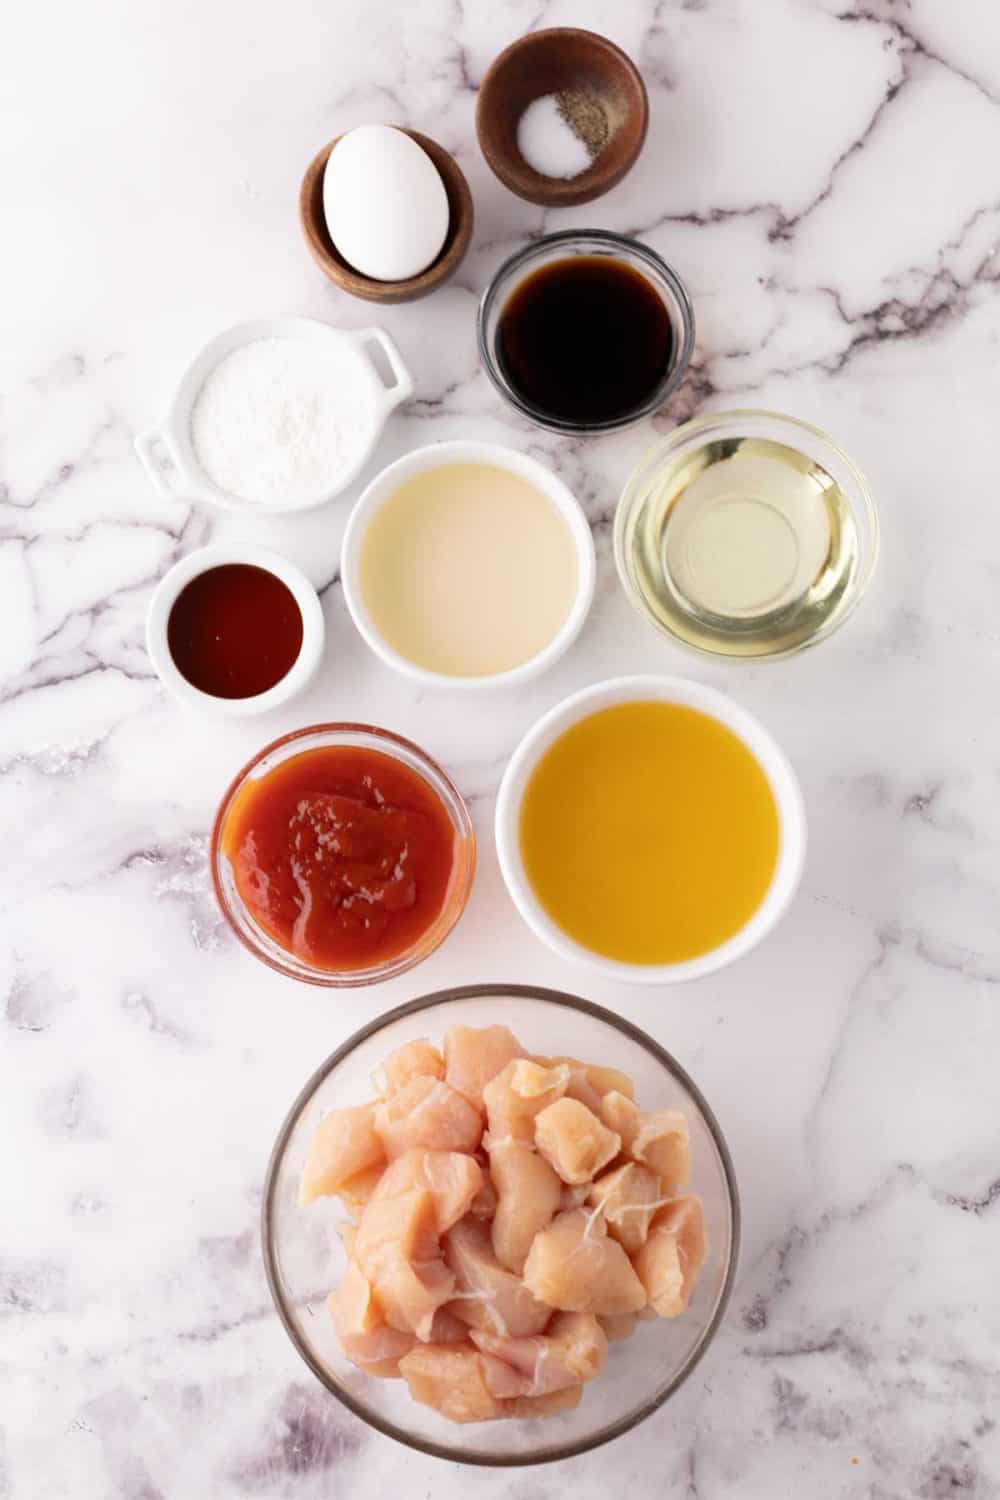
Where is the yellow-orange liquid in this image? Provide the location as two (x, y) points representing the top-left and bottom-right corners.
(519, 701), (780, 964)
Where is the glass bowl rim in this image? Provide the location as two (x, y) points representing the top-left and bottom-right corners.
(614, 406), (881, 662)
(260, 981), (742, 1466)
(476, 229), (696, 436)
(209, 722), (476, 987)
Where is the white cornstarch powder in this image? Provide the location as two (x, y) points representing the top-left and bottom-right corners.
(190, 337), (372, 506)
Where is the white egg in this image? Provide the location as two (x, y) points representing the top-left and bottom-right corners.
(323, 125), (450, 282)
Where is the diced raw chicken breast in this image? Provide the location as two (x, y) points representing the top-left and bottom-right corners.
(600, 1091), (640, 1154)
(632, 1195), (708, 1318)
(444, 1025), (524, 1110)
(328, 1266), (415, 1370)
(471, 1311), (607, 1397)
(586, 1163), (663, 1254)
(598, 1312), (638, 1342)
(559, 1182), (592, 1211)
(429, 1305), (470, 1344)
(537, 1057), (636, 1101)
(534, 1098), (621, 1185)
(371, 1149), (483, 1234)
(329, 1261), (379, 1339)
(299, 1103), (384, 1205)
(443, 1217), (551, 1338)
(535, 1058), (603, 1115)
(377, 1039), (444, 1094)
(632, 1110), (691, 1191)
(374, 1256), (455, 1340)
(475, 1350), (528, 1398)
(489, 1140), (562, 1273)
(504, 1384), (583, 1419)
(468, 1172), (498, 1219)
(337, 1164), (385, 1221)
(483, 1059), (570, 1144)
(354, 1187), (439, 1275)
(374, 1076), (482, 1159)
(522, 1209), (646, 1317)
(398, 1344), (505, 1424)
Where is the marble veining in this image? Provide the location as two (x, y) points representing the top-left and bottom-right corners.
(3, 0), (1000, 1494)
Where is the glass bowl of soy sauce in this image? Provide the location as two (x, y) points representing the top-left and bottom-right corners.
(477, 229), (694, 435)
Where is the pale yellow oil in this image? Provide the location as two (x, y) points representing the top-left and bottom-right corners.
(623, 437), (859, 657)
(519, 701), (780, 965)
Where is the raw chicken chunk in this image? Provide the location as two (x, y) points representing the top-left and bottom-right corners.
(398, 1344), (505, 1424)
(522, 1209), (646, 1317)
(299, 1103), (384, 1205)
(632, 1110), (691, 1192)
(632, 1195), (708, 1318)
(328, 1265), (414, 1370)
(483, 1059), (570, 1144)
(444, 1025), (524, 1110)
(489, 1139), (562, 1273)
(354, 1186), (439, 1275)
(374, 1256), (455, 1340)
(534, 1098), (621, 1185)
(471, 1311), (607, 1396)
(468, 1171), (498, 1220)
(428, 1305), (470, 1344)
(536, 1059), (603, 1115)
(504, 1384), (583, 1418)
(600, 1091), (640, 1154)
(371, 1149), (483, 1234)
(374, 1075), (482, 1158)
(377, 1039), (444, 1094)
(337, 1164), (385, 1221)
(444, 1217), (551, 1337)
(301, 1022), (703, 1425)
(598, 1312), (638, 1342)
(586, 1163), (664, 1254)
(536, 1057), (635, 1101)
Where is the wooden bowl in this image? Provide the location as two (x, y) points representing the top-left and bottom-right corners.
(476, 29), (648, 208)
(299, 129), (474, 304)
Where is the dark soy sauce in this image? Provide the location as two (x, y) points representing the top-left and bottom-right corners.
(496, 256), (674, 426)
(167, 564), (303, 699)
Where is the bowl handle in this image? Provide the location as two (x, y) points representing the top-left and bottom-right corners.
(349, 328), (414, 415)
(135, 427), (190, 501)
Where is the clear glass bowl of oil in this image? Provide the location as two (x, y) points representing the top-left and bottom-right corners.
(614, 410), (879, 660)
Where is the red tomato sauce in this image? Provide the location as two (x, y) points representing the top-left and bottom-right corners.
(221, 745), (457, 970)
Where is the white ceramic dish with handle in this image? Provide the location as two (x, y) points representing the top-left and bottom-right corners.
(495, 674), (807, 984)
(135, 316), (413, 515)
(340, 439), (596, 691)
(146, 542), (325, 718)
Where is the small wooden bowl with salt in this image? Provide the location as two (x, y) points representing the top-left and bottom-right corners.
(476, 29), (648, 208)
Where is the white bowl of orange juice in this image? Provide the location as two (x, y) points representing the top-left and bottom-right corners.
(495, 675), (806, 984)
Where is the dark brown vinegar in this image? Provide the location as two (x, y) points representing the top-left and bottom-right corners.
(496, 256), (674, 426)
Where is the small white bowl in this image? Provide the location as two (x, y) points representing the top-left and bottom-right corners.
(146, 543), (325, 718)
(495, 674), (807, 984)
(340, 439), (596, 691)
(134, 316), (413, 515)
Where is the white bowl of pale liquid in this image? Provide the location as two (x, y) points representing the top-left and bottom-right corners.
(341, 439), (596, 690)
(614, 410), (879, 660)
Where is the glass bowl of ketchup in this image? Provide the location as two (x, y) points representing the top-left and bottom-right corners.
(211, 725), (475, 985)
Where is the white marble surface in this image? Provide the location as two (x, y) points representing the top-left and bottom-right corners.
(3, 0), (999, 1493)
